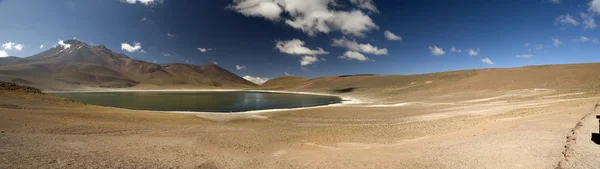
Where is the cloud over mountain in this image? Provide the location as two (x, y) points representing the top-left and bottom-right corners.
(428, 46), (445, 56)
(332, 37), (387, 55)
(384, 30), (402, 41)
(0, 51), (8, 57)
(57, 40), (71, 49)
(230, 0), (379, 37)
(243, 75), (270, 84)
(2, 42), (24, 51)
(275, 39), (327, 66)
(481, 58), (494, 65)
(236, 65), (246, 70)
(339, 51), (369, 61)
(121, 42), (143, 53)
(276, 39), (328, 55)
(468, 48), (480, 56)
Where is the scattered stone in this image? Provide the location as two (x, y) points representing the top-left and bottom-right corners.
(0, 81), (42, 94)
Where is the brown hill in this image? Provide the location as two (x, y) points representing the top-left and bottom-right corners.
(0, 56), (27, 66)
(0, 40), (256, 90)
(0, 81), (42, 94)
(261, 63), (600, 101)
(259, 76), (309, 90)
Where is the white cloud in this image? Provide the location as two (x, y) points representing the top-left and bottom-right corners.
(339, 51), (369, 61)
(450, 46), (462, 53)
(284, 72), (291, 76)
(331, 37), (387, 55)
(140, 17), (155, 23)
(243, 75), (270, 85)
(581, 13), (597, 29)
(166, 33), (175, 37)
(13, 44), (23, 51)
(384, 30), (402, 41)
(2, 42), (24, 51)
(481, 58), (494, 65)
(516, 54), (533, 58)
(236, 65), (246, 70)
(317, 10), (378, 37)
(577, 36), (591, 42)
(350, 0), (379, 13)
(590, 0), (600, 14)
(552, 38), (562, 47)
(300, 55), (319, 66)
(40, 44), (44, 49)
(230, 0), (283, 20)
(197, 48), (213, 52)
(230, 0), (379, 37)
(555, 14), (580, 27)
(276, 39), (328, 55)
(428, 46), (445, 56)
(0, 51), (8, 57)
(162, 53), (171, 57)
(575, 36), (599, 43)
(527, 44), (543, 52)
(468, 48), (480, 56)
(213, 61), (218, 65)
(535, 44), (544, 50)
(547, 0), (560, 4)
(524, 43), (530, 47)
(57, 40), (71, 49)
(121, 42), (143, 53)
(121, 0), (162, 6)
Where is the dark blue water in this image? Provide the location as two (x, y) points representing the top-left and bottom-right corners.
(52, 91), (341, 113)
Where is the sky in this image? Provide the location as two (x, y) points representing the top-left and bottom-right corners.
(1, 0), (600, 84)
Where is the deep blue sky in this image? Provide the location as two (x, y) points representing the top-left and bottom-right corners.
(1, 0), (599, 81)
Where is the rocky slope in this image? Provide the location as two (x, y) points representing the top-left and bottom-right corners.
(0, 40), (256, 89)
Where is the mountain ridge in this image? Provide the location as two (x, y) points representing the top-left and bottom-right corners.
(259, 62), (600, 102)
(0, 40), (257, 90)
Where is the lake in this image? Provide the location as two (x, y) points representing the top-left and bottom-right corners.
(51, 91), (342, 113)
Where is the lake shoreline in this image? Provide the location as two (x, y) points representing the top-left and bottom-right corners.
(2, 88), (599, 168)
(45, 88), (374, 115)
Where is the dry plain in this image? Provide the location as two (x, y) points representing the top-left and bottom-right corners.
(2, 74), (600, 168)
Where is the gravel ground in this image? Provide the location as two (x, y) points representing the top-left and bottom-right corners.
(0, 90), (598, 168)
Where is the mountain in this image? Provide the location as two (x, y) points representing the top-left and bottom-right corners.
(259, 76), (309, 90)
(260, 63), (600, 101)
(0, 40), (256, 90)
(0, 56), (27, 66)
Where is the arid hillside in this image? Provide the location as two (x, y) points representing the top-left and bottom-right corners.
(0, 40), (256, 90)
(259, 76), (309, 90)
(260, 63), (600, 101)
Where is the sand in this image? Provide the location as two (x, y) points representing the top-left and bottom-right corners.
(1, 89), (599, 168)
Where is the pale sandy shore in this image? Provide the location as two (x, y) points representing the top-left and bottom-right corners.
(1, 89), (599, 168)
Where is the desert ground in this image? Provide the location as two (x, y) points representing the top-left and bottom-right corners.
(1, 79), (600, 168)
